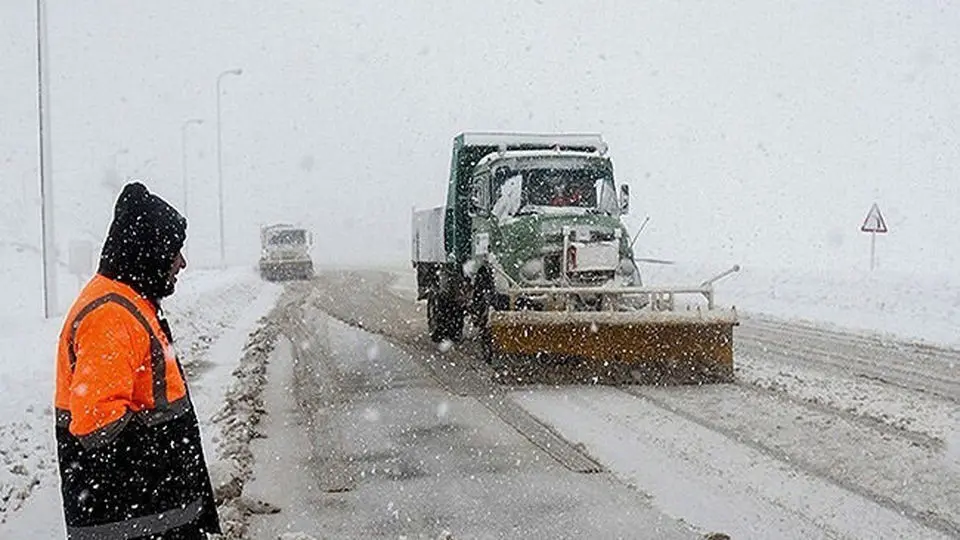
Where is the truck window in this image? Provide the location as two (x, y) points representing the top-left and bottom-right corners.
(270, 230), (306, 245)
(524, 170), (599, 208)
(490, 166), (615, 216)
(470, 170), (491, 214)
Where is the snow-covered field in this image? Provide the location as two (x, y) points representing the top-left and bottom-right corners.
(0, 263), (280, 536)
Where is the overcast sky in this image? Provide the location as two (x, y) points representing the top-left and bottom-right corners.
(2, 0), (959, 275)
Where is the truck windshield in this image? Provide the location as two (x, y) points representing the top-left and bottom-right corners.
(491, 163), (619, 219)
(270, 230), (306, 245)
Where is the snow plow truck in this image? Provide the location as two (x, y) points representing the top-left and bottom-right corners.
(259, 223), (314, 281)
(411, 132), (739, 384)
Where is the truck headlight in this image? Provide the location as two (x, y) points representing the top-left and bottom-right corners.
(521, 259), (544, 281)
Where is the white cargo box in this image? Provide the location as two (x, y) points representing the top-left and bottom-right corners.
(411, 207), (447, 263)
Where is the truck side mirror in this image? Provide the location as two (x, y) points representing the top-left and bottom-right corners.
(470, 189), (490, 217)
(619, 184), (630, 215)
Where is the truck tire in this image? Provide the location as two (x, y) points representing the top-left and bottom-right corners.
(427, 293), (442, 342)
(428, 293), (463, 343)
(444, 298), (464, 342)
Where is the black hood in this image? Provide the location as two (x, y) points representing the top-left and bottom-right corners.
(98, 182), (187, 301)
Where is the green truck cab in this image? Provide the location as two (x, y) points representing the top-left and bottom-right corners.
(412, 132), (638, 342)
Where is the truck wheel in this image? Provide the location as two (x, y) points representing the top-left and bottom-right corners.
(427, 294), (443, 342)
(442, 298), (464, 342)
(428, 293), (463, 343)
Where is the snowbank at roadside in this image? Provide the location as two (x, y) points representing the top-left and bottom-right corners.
(205, 313), (284, 539)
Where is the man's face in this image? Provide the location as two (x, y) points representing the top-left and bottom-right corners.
(167, 252), (187, 290)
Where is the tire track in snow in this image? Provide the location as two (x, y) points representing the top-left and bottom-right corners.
(737, 317), (960, 403)
(515, 387), (947, 539)
(517, 386), (955, 539)
(616, 383), (960, 538)
(302, 279), (606, 476)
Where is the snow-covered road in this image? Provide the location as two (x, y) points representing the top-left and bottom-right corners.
(267, 268), (959, 539)
(244, 305), (696, 538)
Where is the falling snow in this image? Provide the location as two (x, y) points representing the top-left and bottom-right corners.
(2, 2), (960, 539)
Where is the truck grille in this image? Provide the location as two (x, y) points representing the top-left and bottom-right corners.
(589, 230), (617, 242)
(570, 270), (615, 284)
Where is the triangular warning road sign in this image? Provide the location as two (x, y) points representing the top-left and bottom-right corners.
(861, 203), (888, 233)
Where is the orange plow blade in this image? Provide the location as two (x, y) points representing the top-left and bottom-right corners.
(488, 310), (737, 385)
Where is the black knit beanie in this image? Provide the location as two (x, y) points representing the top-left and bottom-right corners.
(98, 182), (187, 301)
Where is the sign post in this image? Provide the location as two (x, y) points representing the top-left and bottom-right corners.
(860, 203), (888, 270)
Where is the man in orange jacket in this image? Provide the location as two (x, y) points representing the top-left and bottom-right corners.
(55, 182), (220, 539)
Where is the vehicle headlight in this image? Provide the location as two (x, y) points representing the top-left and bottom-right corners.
(521, 258), (544, 281)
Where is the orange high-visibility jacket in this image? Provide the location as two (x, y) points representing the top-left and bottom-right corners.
(55, 274), (189, 447)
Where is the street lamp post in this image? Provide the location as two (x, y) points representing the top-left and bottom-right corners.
(36, 0), (57, 318)
(180, 118), (203, 258)
(215, 68), (242, 268)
